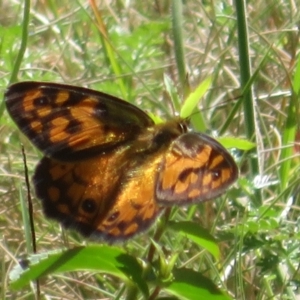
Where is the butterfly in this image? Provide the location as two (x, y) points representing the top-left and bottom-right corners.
(5, 81), (238, 242)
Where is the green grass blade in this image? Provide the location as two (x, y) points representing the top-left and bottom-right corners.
(279, 56), (299, 190)
(234, 0), (261, 206)
(171, 0), (188, 96)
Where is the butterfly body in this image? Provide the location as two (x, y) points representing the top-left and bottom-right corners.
(5, 82), (238, 242)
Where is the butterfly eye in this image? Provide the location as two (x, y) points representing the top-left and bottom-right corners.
(81, 198), (97, 214)
(178, 121), (189, 132)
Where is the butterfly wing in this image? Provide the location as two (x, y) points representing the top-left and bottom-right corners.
(5, 81), (154, 161)
(6, 81), (238, 241)
(156, 132), (238, 204)
(94, 156), (162, 241)
(34, 150), (161, 242)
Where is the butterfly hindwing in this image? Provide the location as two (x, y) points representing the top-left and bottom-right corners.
(34, 148), (161, 241)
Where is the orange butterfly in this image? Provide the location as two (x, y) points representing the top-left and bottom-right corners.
(5, 82), (238, 242)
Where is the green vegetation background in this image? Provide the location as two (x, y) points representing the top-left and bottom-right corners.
(1, 1), (299, 299)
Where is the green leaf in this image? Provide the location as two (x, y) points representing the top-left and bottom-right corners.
(180, 77), (212, 119)
(218, 136), (255, 150)
(168, 221), (220, 260)
(10, 245), (149, 297)
(165, 268), (232, 300)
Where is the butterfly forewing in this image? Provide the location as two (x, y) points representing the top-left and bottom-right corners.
(156, 133), (238, 204)
(5, 82), (154, 161)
